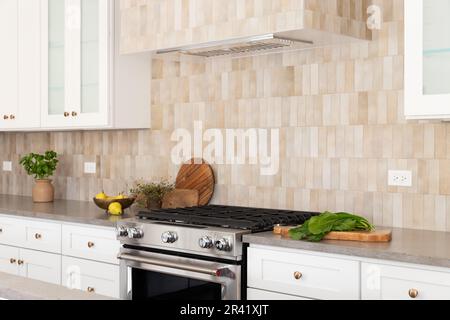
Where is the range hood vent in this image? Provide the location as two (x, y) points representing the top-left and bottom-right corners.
(156, 33), (313, 58)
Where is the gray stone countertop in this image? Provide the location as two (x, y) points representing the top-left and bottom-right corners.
(243, 228), (450, 269)
(0, 194), (137, 227)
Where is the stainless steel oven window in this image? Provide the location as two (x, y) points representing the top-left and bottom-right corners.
(119, 248), (241, 300)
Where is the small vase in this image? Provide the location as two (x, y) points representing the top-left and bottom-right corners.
(32, 179), (55, 203)
(146, 198), (162, 210)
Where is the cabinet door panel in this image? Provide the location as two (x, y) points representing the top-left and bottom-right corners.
(19, 248), (61, 285)
(62, 256), (119, 298)
(41, 0), (110, 129)
(405, 0), (450, 119)
(0, 0), (18, 127)
(17, 0), (41, 128)
(0, 244), (19, 276)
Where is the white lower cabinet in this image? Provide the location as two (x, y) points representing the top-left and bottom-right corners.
(247, 246), (360, 300)
(361, 262), (450, 300)
(0, 215), (120, 299)
(62, 224), (120, 265)
(0, 244), (20, 276)
(62, 256), (120, 299)
(18, 248), (61, 285)
(0, 244), (60, 285)
(248, 245), (450, 301)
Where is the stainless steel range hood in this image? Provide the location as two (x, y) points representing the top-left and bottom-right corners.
(156, 31), (315, 58)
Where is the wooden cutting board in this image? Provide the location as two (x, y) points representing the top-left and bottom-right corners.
(274, 226), (392, 243)
(162, 189), (199, 209)
(175, 159), (215, 206)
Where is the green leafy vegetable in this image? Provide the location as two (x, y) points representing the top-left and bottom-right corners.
(289, 211), (374, 242)
(19, 151), (59, 180)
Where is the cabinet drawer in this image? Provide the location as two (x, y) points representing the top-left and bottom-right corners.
(0, 216), (26, 246)
(62, 225), (120, 264)
(247, 288), (311, 300)
(23, 220), (61, 253)
(362, 263), (450, 300)
(0, 216), (61, 253)
(62, 256), (119, 298)
(248, 246), (360, 300)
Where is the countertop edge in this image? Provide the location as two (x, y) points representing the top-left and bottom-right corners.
(0, 209), (119, 227)
(243, 233), (450, 270)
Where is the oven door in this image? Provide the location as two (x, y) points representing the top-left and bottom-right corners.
(118, 248), (241, 300)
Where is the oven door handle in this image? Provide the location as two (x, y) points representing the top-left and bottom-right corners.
(118, 253), (235, 279)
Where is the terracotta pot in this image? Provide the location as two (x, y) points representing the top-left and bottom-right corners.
(32, 179), (55, 203)
(146, 198), (162, 210)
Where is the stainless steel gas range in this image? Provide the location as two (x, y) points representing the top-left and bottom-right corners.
(116, 206), (313, 300)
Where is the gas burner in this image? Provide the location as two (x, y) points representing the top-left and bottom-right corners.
(137, 205), (315, 232)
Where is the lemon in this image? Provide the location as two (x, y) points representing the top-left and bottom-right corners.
(95, 192), (108, 200)
(108, 202), (123, 216)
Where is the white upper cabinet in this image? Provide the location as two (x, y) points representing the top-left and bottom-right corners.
(0, 0), (150, 131)
(41, 0), (109, 128)
(40, 0), (151, 130)
(405, 0), (450, 119)
(0, 0), (41, 130)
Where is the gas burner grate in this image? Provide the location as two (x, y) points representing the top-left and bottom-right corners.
(137, 205), (316, 232)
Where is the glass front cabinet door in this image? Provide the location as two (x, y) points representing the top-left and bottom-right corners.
(41, 0), (109, 128)
(405, 0), (450, 119)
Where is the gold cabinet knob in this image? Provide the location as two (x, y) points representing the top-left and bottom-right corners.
(10, 115), (15, 120)
(10, 258), (16, 264)
(87, 287), (95, 293)
(72, 111), (78, 117)
(409, 289), (419, 299)
(64, 112), (70, 117)
(17, 260), (24, 266)
(3, 115), (9, 120)
(0, 228), (3, 233)
(87, 242), (95, 248)
(294, 271), (303, 280)
(35, 233), (42, 240)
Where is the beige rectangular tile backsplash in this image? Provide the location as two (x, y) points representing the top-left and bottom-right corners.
(1, 0), (450, 232)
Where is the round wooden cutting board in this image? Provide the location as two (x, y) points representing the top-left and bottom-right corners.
(175, 159), (215, 206)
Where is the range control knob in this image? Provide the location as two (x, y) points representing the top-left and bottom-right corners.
(161, 231), (178, 244)
(116, 226), (128, 238)
(127, 227), (144, 239)
(199, 236), (214, 249)
(215, 238), (232, 252)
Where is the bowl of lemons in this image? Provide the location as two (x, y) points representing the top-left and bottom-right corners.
(93, 192), (135, 216)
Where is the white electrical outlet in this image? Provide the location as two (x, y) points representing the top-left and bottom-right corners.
(84, 162), (96, 174)
(2, 161), (12, 172)
(388, 170), (412, 187)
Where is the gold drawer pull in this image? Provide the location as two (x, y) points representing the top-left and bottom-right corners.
(64, 112), (70, 117)
(10, 115), (15, 120)
(0, 228), (3, 233)
(17, 260), (24, 266)
(3, 115), (9, 120)
(409, 289), (419, 299)
(87, 287), (95, 293)
(10, 258), (16, 264)
(294, 271), (303, 280)
(35, 233), (42, 240)
(72, 111), (78, 117)
(87, 242), (95, 248)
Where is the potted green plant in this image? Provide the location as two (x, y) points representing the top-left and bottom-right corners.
(19, 151), (59, 203)
(130, 180), (174, 210)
